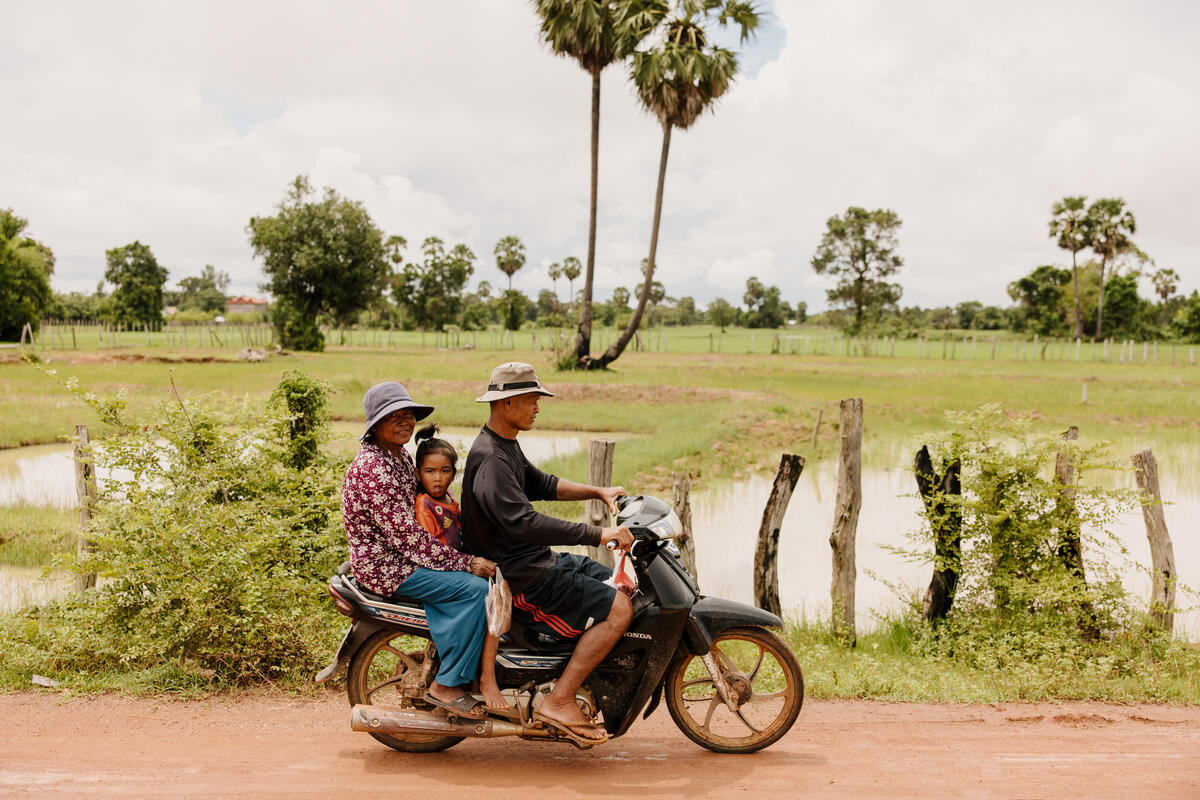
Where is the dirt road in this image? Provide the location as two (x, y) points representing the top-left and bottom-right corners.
(2, 692), (1198, 799)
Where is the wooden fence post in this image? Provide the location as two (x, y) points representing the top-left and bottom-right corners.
(74, 424), (98, 591)
(585, 438), (617, 568)
(830, 398), (863, 645)
(810, 407), (823, 449)
(753, 453), (805, 616)
(672, 472), (699, 586)
(1055, 427), (1084, 577)
(914, 446), (961, 622)
(1131, 448), (1176, 631)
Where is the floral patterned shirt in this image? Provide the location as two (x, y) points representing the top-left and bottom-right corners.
(342, 441), (471, 596)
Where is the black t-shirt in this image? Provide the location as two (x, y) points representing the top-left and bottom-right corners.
(461, 425), (602, 591)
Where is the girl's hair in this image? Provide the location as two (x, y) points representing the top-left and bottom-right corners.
(414, 424), (458, 476)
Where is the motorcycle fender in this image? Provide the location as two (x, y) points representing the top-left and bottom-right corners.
(314, 621), (386, 683)
(641, 679), (665, 720)
(684, 596), (784, 656)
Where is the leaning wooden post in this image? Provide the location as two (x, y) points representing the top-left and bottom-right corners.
(672, 472), (699, 586)
(753, 454), (805, 616)
(586, 438), (617, 568)
(830, 398), (863, 645)
(1131, 448), (1176, 631)
(914, 446), (961, 622)
(810, 407), (823, 449)
(73, 424), (98, 591)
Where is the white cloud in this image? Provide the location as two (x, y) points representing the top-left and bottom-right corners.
(2, 0), (1197, 310)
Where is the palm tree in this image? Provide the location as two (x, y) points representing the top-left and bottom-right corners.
(562, 255), (582, 302)
(591, 0), (759, 369)
(494, 235), (526, 290)
(547, 261), (562, 301)
(533, 0), (666, 367)
(1087, 198), (1137, 341)
(1048, 196), (1091, 340)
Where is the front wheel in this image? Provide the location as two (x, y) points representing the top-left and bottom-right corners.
(346, 630), (464, 753)
(664, 626), (803, 754)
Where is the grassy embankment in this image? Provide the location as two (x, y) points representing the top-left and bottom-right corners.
(2, 329), (1199, 699)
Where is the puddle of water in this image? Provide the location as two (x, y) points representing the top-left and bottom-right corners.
(689, 459), (1200, 639)
(0, 565), (73, 610)
(3, 428), (1197, 640)
(0, 426), (618, 512)
(0, 444), (81, 509)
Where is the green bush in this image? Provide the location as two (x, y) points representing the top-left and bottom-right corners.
(902, 405), (1155, 657)
(0, 372), (348, 688)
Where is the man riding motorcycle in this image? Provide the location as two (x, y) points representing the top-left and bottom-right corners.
(461, 362), (632, 743)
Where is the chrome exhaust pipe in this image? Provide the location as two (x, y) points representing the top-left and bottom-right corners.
(350, 704), (550, 739)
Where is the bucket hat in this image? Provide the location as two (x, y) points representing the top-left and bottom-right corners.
(474, 362), (555, 403)
(361, 382), (434, 440)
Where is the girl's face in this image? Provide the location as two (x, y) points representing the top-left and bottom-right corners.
(419, 453), (454, 499)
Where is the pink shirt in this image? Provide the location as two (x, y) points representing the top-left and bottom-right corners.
(341, 441), (471, 595)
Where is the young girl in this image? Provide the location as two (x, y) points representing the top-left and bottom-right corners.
(414, 425), (506, 711)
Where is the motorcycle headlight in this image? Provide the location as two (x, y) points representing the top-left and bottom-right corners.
(648, 510), (682, 539)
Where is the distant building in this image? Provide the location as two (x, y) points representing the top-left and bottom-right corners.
(225, 296), (269, 315)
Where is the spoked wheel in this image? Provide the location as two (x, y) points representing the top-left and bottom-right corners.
(346, 630), (464, 753)
(665, 626), (803, 754)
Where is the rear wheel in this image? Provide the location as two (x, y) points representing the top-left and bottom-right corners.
(664, 626), (803, 754)
(346, 630), (464, 753)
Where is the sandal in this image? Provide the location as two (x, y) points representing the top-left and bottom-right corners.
(533, 711), (609, 747)
(424, 692), (487, 719)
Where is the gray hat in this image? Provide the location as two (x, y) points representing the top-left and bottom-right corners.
(475, 362), (555, 403)
(361, 382), (434, 440)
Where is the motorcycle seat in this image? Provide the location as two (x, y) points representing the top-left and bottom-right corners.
(342, 574), (426, 610)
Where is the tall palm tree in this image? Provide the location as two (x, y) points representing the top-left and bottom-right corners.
(1087, 198), (1137, 341)
(547, 261), (562, 300)
(533, 0), (666, 367)
(1048, 196), (1091, 340)
(562, 255), (582, 302)
(591, 0), (759, 369)
(494, 235), (526, 290)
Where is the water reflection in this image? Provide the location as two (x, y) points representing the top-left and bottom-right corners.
(0, 564), (72, 610)
(690, 457), (1200, 639)
(0, 444), (81, 509)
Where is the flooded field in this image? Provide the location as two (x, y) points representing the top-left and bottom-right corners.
(2, 429), (1197, 638)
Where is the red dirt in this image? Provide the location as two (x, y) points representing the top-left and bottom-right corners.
(2, 692), (1198, 799)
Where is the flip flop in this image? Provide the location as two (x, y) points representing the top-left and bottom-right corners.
(424, 692), (487, 719)
(533, 711), (609, 747)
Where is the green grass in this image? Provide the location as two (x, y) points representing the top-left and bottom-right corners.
(0, 504), (75, 567)
(5, 325), (1199, 447)
(783, 617), (1200, 703)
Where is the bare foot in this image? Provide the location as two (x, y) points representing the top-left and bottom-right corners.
(481, 681), (507, 710)
(536, 697), (605, 741)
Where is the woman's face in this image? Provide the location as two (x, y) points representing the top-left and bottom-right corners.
(419, 453), (454, 499)
(373, 408), (416, 448)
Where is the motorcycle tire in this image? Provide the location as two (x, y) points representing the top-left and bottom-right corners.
(664, 626), (803, 754)
(346, 629), (465, 753)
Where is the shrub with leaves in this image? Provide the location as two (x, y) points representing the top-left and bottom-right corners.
(902, 405), (1147, 664)
(1, 371), (349, 689)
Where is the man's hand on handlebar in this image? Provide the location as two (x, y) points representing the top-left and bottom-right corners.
(596, 485), (629, 515)
(467, 555), (497, 578)
(600, 526), (634, 552)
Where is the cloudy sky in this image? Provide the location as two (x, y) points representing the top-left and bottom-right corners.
(3, 1), (1197, 310)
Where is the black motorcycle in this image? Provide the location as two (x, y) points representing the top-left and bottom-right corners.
(316, 494), (804, 753)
